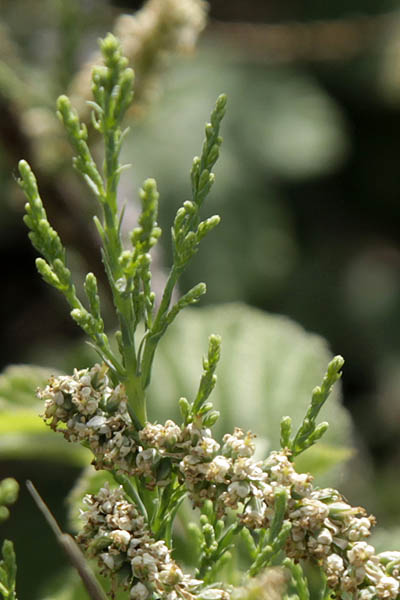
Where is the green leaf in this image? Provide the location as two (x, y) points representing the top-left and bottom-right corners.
(149, 303), (353, 479)
(40, 568), (126, 600)
(293, 443), (354, 477)
(0, 365), (54, 410)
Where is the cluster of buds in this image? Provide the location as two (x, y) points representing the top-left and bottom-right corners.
(39, 364), (137, 473)
(77, 483), (228, 600)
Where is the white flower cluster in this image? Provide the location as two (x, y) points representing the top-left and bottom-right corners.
(139, 423), (400, 599)
(323, 545), (400, 599)
(39, 364), (137, 472)
(39, 368), (400, 598)
(78, 483), (229, 600)
(69, 0), (207, 117)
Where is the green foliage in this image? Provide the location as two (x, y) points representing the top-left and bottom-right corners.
(248, 488), (291, 577)
(18, 33), (226, 428)
(191, 499), (237, 584)
(0, 479), (18, 600)
(0, 365), (53, 409)
(0, 541), (17, 600)
(283, 559), (310, 600)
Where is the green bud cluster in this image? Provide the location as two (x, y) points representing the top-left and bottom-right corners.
(0, 479), (18, 525)
(280, 355), (344, 457)
(172, 94), (226, 271)
(179, 334), (222, 428)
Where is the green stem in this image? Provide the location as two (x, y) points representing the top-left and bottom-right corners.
(140, 266), (180, 389)
(124, 371), (146, 426)
(101, 166), (147, 420)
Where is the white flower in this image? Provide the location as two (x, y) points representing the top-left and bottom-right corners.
(101, 552), (115, 570)
(347, 542), (375, 566)
(137, 448), (157, 466)
(378, 551), (400, 566)
(227, 481), (250, 499)
(194, 436), (220, 458)
(109, 528), (131, 549)
(163, 420), (182, 445)
(206, 456), (231, 482)
(159, 563), (183, 585)
(326, 553), (344, 573)
(151, 540), (170, 561)
(290, 498), (329, 526)
(130, 582), (149, 600)
(347, 516), (374, 541)
(101, 500), (113, 513)
(317, 528), (333, 545)
(290, 472), (313, 496)
(86, 415), (108, 429)
(131, 553), (158, 578)
(80, 375), (91, 386)
(222, 428), (255, 458)
(54, 391), (64, 406)
(375, 575), (400, 599)
(359, 587), (376, 600)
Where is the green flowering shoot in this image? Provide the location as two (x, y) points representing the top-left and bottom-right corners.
(248, 488), (291, 577)
(179, 334), (222, 428)
(18, 33), (226, 427)
(139, 94), (227, 390)
(283, 558), (310, 600)
(18, 159), (123, 378)
(280, 355), (344, 457)
(189, 499), (237, 585)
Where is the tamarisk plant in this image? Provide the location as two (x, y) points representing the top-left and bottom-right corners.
(15, 32), (400, 600)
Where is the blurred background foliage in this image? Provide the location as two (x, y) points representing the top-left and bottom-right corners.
(2, 0), (400, 597)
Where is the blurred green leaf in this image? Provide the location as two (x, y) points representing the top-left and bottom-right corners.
(0, 364), (54, 409)
(40, 566), (127, 600)
(294, 443), (354, 477)
(0, 365), (89, 466)
(40, 569), (94, 600)
(370, 527), (400, 553)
